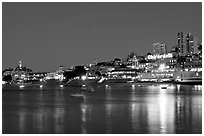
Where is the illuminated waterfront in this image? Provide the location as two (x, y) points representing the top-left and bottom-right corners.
(2, 83), (202, 134)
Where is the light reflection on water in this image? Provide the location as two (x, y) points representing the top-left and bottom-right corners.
(2, 84), (202, 134)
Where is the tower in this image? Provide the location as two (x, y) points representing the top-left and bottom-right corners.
(19, 60), (22, 69)
(193, 37), (199, 54)
(177, 32), (194, 56)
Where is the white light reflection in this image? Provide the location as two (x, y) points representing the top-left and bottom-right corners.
(54, 91), (65, 133)
(19, 97), (26, 133)
(158, 86), (175, 134)
(105, 86), (112, 133)
(176, 84), (181, 92)
(132, 84), (136, 88)
(80, 103), (88, 134)
(131, 84), (136, 93)
(159, 92), (167, 133)
(54, 108), (65, 133)
(105, 104), (112, 134)
(193, 85), (202, 91)
(105, 85), (111, 91)
(19, 85), (25, 88)
(131, 103), (137, 133)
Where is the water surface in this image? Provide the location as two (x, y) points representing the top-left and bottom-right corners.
(2, 83), (202, 134)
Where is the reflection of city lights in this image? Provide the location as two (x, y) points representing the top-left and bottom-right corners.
(81, 103), (88, 122)
(131, 103), (136, 111)
(80, 103), (87, 134)
(167, 85), (175, 90)
(159, 93), (167, 133)
(194, 85), (202, 91)
(177, 85), (181, 91)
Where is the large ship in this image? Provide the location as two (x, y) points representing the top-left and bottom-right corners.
(174, 77), (202, 85)
(67, 76), (100, 86)
(138, 70), (202, 84)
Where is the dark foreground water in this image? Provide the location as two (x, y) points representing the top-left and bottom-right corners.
(2, 83), (202, 134)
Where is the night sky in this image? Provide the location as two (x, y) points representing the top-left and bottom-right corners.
(2, 2), (202, 72)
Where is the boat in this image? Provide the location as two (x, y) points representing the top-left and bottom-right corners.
(175, 77), (202, 85)
(161, 86), (167, 89)
(103, 78), (132, 84)
(70, 93), (85, 99)
(44, 79), (60, 86)
(67, 78), (100, 86)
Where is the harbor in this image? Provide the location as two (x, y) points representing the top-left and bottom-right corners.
(2, 83), (202, 134)
(2, 2), (202, 134)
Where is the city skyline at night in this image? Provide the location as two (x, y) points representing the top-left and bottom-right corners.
(3, 2), (202, 72)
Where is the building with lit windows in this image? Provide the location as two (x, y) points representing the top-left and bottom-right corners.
(193, 37), (199, 54)
(177, 32), (194, 56)
(152, 43), (167, 55)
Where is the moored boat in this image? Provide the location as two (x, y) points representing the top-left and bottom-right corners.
(70, 93), (85, 99)
(175, 77), (202, 85)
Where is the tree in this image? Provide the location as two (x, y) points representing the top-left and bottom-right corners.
(74, 66), (87, 76)
(3, 75), (12, 82)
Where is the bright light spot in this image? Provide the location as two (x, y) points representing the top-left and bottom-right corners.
(159, 64), (165, 70)
(81, 75), (86, 81)
(131, 103), (136, 111)
(177, 85), (181, 91)
(40, 85), (43, 88)
(168, 85), (175, 90)
(60, 85), (63, 88)
(194, 85), (202, 91)
(105, 85), (108, 87)
(19, 85), (25, 88)
(159, 92), (167, 133)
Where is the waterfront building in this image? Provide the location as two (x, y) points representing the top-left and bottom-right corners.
(2, 61), (33, 83)
(127, 55), (139, 69)
(152, 43), (167, 55)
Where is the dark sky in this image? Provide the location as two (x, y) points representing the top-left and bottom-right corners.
(2, 2), (202, 72)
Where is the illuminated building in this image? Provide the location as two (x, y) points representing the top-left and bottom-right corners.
(193, 37), (199, 54)
(177, 32), (194, 56)
(19, 60), (22, 69)
(127, 55), (139, 69)
(153, 43), (167, 55)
